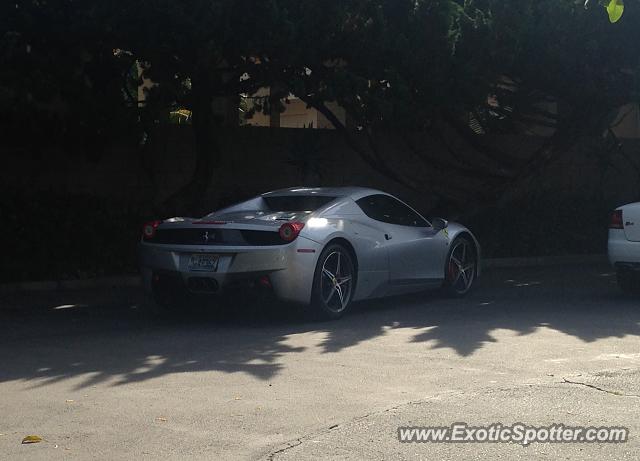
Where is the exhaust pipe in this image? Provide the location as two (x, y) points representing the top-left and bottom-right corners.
(188, 277), (219, 293)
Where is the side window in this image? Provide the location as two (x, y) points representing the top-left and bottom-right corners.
(356, 195), (428, 227)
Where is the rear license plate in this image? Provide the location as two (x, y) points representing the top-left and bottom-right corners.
(188, 254), (219, 272)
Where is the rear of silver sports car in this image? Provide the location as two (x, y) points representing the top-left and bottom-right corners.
(138, 214), (322, 305)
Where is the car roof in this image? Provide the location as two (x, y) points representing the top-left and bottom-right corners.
(261, 186), (387, 201)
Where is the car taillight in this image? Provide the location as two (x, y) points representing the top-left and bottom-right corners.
(142, 220), (161, 240)
(279, 221), (305, 242)
(609, 210), (624, 229)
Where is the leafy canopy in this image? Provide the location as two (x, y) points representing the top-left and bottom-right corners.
(1, 1), (638, 149)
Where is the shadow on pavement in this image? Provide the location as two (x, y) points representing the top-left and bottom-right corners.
(0, 263), (638, 388)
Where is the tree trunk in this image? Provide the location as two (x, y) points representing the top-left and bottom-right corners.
(163, 72), (220, 215)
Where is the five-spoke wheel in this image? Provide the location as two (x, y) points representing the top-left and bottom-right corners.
(444, 237), (477, 296)
(312, 244), (355, 319)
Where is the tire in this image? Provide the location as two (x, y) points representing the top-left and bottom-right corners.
(617, 268), (637, 293)
(311, 243), (356, 320)
(143, 273), (191, 317)
(443, 236), (477, 297)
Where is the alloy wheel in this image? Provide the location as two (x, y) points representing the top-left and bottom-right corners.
(447, 239), (476, 295)
(320, 250), (354, 313)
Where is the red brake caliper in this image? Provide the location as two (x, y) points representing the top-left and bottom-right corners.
(448, 260), (458, 281)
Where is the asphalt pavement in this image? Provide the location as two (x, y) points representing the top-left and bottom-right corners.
(0, 263), (639, 460)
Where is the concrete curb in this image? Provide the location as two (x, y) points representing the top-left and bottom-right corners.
(0, 255), (608, 294)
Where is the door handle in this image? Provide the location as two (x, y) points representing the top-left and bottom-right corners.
(384, 234), (392, 240)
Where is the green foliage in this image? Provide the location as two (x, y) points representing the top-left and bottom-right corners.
(1, 0), (639, 206)
(606, 0), (625, 23)
(2, 1), (638, 142)
(112, 0), (639, 135)
(0, 1), (140, 152)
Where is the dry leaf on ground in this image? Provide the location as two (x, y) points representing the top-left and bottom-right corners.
(22, 435), (43, 444)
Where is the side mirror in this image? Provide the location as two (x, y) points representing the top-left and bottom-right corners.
(432, 217), (448, 231)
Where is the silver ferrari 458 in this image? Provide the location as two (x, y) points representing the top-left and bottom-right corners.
(139, 187), (481, 319)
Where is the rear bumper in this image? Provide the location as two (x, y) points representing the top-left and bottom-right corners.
(608, 229), (640, 267)
(138, 236), (322, 304)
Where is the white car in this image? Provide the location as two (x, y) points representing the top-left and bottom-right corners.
(608, 202), (640, 291)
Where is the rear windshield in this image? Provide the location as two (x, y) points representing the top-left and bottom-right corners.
(263, 195), (336, 212)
